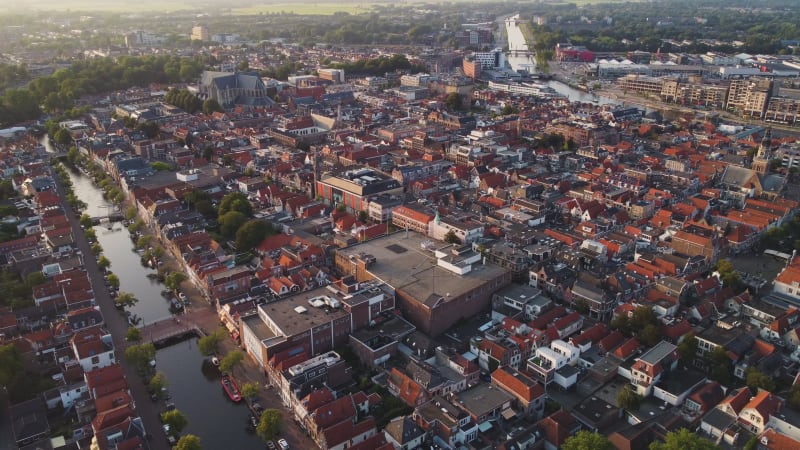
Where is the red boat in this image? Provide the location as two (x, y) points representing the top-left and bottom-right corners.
(221, 374), (242, 402)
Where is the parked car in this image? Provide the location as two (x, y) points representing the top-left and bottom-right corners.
(265, 441), (277, 450)
(277, 438), (289, 450)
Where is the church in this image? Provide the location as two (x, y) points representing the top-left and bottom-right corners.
(717, 128), (786, 207)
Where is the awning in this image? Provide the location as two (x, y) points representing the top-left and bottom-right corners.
(501, 408), (517, 420)
(478, 421), (493, 433)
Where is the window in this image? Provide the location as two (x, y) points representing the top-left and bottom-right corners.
(91, 356), (100, 364)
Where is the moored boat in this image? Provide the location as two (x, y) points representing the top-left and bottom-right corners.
(221, 373), (242, 402)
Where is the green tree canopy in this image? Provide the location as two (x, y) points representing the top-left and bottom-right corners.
(173, 434), (202, 450)
(563, 430), (615, 450)
(161, 409), (189, 436)
(256, 409), (282, 443)
(0, 343), (23, 387)
(218, 192), (253, 218)
(219, 211), (248, 238)
(203, 98), (224, 115)
(198, 328), (226, 356)
(219, 350), (245, 376)
(149, 371), (169, 398)
(115, 291), (138, 309)
(617, 385), (642, 410)
(745, 368), (776, 392)
(106, 273), (120, 290)
(650, 428), (719, 450)
(443, 229), (461, 245)
(241, 382), (260, 400)
(708, 346), (733, 385)
(125, 343), (155, 372)
(126, 326), (142, 342)
(26, 271), (46, 287)
(677, 334), (698, 367)
(164, 272), (187, 292)
(235, 220), (276, 252)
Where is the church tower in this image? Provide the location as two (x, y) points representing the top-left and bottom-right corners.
(752, 127), (772, 176)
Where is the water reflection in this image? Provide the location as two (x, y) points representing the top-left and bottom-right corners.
(156, 338), (264, 449)
(64, 168), (172, 323)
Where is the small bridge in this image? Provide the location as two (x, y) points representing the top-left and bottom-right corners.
(139, 308), (219, 348)
(90, 213), (125, 225)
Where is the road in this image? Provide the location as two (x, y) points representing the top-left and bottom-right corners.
(54, 171), (170, 450)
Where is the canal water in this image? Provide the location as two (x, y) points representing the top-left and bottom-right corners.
(63, 149), (261, 448)
(155, 338), (264, 450)
(503, 15), (622, 107)
(64, 168), (172, 324)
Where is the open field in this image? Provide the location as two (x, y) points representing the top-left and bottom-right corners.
(232, 3), (375, 15)
(4, 0), (376, 14)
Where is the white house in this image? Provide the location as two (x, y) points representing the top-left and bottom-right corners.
(70, 328), (115, 373)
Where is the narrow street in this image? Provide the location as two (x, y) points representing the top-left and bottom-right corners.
(53, 171), (170, 450)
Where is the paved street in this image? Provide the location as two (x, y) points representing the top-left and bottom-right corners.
(54, 175), (170, 450)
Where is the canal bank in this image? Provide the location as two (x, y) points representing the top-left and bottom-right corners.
(64, 157), (315, 449)
(52, 165), (170, 450)
(65, 168), (172, 325)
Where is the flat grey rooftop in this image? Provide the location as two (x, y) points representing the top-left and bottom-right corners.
(259, 286), (350, 337)
(338, 232), (508, 306)
(638, 341), (677, 365)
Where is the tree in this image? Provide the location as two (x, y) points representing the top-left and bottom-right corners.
(106, 273), (120, 290)
(161, 409), (189, 435)
(357, 210), (369, 224)
(218, 192), (253, 218)
(234, 220), (275, 252)
(126, 326), (142, 342)
(256, 409), (282, 443)
(444, 92), (462, 110)
(715, 259), (744, 293)
(638, 324), (661, 347)
(97, 255), (111, 270)
(149, 371), (169, 397)
(26, 271), (46, 287)
(125, 206), (138, 221)
(173, 434), (202, 450)
(125, 343), (155, 372)
(745, 368), (776, 392)
(0, 343), (23, 387)
(650, 428), (719, 450)
(219, 211), (248, 237)
(241, 382), (260, 400)
(677, 334), (698, 367)
(708, 347), (733, 385)
(743, 436), (758, 450)
(198, 328), (226, 356)
(219, 350), (245, 377)
(84, 228), (96, 242)
(136, 235), (152, 249)
(203, 98), (224, 115)
(563, 430), (614, 450)
(443, 229), (461, 245)
(164, 272), (187, 292)
(53, 128), (72, 146)
(79, 214), (93, 228)
(91, 242), (103, 255)
(128, 219), (145, 233)
(116, 291), (138, 309)
(617, 385), (642, 410)
(789, 383), (800, 410)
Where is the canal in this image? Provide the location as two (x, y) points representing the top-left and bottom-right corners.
(64, 168), (172, 325)
(503, 15), (622, 107)
(155, 338), (264, 450)
(65, 159), (262, 449)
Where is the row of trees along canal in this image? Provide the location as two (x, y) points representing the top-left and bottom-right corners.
(123, 330), (282, 448)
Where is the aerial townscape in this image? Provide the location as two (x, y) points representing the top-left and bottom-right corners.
(4, 0), (800, 449)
